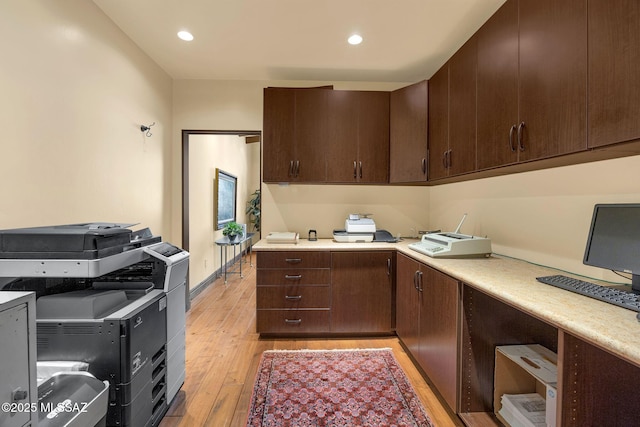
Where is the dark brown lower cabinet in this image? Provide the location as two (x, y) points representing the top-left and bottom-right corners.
(560, 332), (640, 427)
(256, 250), (394, 335)
(396, 253), (460, 411)
(418, 265), (460, 411)
(331, 251), (394, 333)
(396, 254), (421, 356)
(256, 251), (331, 334)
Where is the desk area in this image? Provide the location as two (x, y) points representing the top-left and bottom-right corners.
(253, 238), (640, 426)
(215, 233), (255, 283)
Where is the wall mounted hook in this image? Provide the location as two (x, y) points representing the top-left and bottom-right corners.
(140, 122), (155, 137)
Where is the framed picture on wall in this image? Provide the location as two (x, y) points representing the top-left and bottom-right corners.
(215, 168), (237, 230)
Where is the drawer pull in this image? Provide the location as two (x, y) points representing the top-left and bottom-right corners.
(284, 318), (302, 325)
(285, 295), (302, 301)
(285, 258), (302, 264)
(285, 274), (302, 280)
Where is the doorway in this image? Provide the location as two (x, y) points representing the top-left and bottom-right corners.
(181, 130), (261, 295)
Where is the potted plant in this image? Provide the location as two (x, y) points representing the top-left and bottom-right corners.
(222, 221), (243, 241)
(245, 189), (260, 232)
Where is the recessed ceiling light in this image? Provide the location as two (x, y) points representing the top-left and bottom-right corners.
(348, 34), (363, 45)
(177, 30), (194, 41)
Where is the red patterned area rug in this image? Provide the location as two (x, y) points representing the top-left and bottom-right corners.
(246, 348), (435, 426)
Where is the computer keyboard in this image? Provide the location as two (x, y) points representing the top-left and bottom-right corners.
(536, 274), (640, 312)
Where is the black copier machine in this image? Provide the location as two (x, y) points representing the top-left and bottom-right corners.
(0, 223), (189, 427)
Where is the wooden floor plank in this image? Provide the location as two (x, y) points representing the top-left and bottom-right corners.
(160, 257), (463, 427)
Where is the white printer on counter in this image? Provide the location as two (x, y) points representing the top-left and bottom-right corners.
(345, 213), (377, 233)
(333, 213), (376, 242)
(333, 214), (398, 243)
(333, 214), (376, 242)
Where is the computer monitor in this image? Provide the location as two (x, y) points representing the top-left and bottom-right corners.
(583, 204), (640, 293)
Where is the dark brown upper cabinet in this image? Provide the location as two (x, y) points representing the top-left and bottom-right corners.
(449, 37), (478, 176)
(429, 37), (478, 181)
(476, 0), (587, 170)
(263, 87), (388, 184)
(588, 0), (640, 148)
(262, 87), (329, 183)
(390, 80), (429, 183)
(326, 90), (390, 184)
(428, 64), (449, 181)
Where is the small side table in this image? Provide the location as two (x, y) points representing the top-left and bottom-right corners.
(215, 233), (255, 284)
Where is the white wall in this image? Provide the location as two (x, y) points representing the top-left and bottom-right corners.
(262, 184), (429, 239)
(430, 156), (640, 283)
(0, 0), (173, 237)
(188, 134), (260, 289)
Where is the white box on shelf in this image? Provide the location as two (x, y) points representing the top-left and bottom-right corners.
(494, 344), (558, 427)
(545, 385), (557, 427)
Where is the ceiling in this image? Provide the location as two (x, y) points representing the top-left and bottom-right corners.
(93, 0), (505, 83)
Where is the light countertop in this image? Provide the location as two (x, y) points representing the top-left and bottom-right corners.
(253, 238), (640, 368)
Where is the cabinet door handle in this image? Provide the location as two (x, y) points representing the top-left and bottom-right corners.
(285, 295), (302, 301)
(413, 270), (420, 290)
(12, 389), (28, 402)
(517, 122), (526, 152)
(284, 318), (302, 325)
(295, 160), (300, 177)
(353, 161), (357, 178)
(442, 150), (448, 168)
(289, 160), (294, 176)
(417, 271), (424, 292)
(426, 150), (430, 175)
(285, 258), (302, 264)
(359, 161), (363, 179)
(421, 158), (426, 174)
(509, 124), (517, 152)
(386, 258), (391, 276)
(284, 274), (302, 280)
(447, 149), (452, 169)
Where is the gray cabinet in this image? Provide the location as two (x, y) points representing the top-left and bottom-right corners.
(0, 292), (37, 427)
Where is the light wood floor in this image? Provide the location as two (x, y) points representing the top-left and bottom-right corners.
(159, 260), (463, 427)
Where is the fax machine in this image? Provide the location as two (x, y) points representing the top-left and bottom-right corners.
(408, 214), (492, 258)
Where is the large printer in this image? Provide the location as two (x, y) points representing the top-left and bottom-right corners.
(0, 223), (189, 427)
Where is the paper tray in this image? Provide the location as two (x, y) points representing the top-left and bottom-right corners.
(38, 372), (109, 427)
(37, 361), (89, 387)
(333, 229), (398, 243)
(333, 230), (374, 243)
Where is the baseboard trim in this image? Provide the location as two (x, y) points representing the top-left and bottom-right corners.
(189, 249), (250, 300)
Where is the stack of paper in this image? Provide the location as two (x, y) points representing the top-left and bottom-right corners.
(266, 232), (299, 244)
(498, 393), (546, 427)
